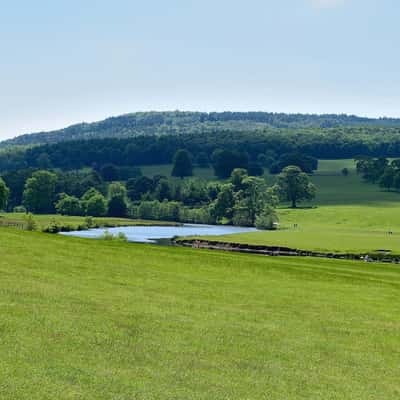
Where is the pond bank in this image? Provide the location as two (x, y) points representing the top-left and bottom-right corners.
(60, 224), (257, 243)
(176, 239), (400, 264)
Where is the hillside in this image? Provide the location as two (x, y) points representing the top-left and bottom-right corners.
(2, 111), (400, 148)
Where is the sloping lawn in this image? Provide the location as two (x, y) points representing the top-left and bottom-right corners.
(0, 228), (399, 399)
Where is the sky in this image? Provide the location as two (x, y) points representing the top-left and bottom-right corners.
(0, 0), (399, 139)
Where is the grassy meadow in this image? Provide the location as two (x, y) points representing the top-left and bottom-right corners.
(185, 159), (400, 255)
(0, 213), (177, 231)
(1, 227), (400, 399)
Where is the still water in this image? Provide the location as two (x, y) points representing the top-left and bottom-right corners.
(60, 224), (257, 244)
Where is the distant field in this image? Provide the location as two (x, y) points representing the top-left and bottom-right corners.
(1, 228), (399, 399)
(310, 159), (400, 206)
(194, 159), (400, 254)
(141, 158), (400, 206)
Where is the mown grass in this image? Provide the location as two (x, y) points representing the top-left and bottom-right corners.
(205, 204), (400, 255)
(0, 227), (399, 399)
(0, 213), (177, 231)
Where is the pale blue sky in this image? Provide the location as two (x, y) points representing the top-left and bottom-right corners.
(0, 0), (399, 139)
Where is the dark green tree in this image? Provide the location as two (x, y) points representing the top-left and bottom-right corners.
(55, 194), (82, 216)
(211, 184), (235, 221)
(126, 176), (154, 201)
(211, 149), (248, 179)
(0, 177), (10, 210)
(107, 183), (128, 217)
(81, 187), (102, 202)
(154, 179), (172, 201)
(171, 149), (193, 178)
(230, 168), (248, 191)
(86, 194), (107, 217)
(273, 166), (316, 208)
(379, 167), (395, 190)
(1, 168), (35, 209)
(100, 164), (119, 181)
(23, 170), (57, 213)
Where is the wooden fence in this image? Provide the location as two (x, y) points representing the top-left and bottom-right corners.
(0, 220), (25, 229)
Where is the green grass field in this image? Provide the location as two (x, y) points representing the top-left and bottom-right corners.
(1, 227), (399, 399)
(0, 213), (177, 231)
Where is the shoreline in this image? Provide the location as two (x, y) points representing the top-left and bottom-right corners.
(176, 239), (400, 264)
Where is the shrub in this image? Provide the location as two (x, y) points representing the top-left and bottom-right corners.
(84, 216), (95, 229)
(255, 206), (279, 230)
(100, 230), (128, 242)
(24, 213), (38, 231)
(43, 218), (62, 233)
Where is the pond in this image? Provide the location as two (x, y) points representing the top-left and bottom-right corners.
(59, 224), (258, 244)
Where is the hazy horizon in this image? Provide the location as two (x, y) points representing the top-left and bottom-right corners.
(1, 0), (399, 139)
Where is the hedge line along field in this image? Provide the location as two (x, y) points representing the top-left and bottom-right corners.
(1, 227), (399, 399)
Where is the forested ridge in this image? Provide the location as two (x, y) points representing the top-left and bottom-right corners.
(2, 126), (400, 173)
(2, 110), (400, 148)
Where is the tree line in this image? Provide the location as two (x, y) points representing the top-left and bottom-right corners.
(0, 161), (316, 228)
(356, 157), (400, 191)
(3, 126), (400, 174)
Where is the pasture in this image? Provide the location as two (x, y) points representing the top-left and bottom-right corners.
(0, 228), (399, 399)
(0, 213), (177, 231)
(195, 159), (400, 255)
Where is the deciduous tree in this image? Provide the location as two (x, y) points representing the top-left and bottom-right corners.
(273, 166), (316, 208)
(23, 170), (57, 213)
(171, 149), (193, 178)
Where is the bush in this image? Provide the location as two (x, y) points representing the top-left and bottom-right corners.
(84, 216), (95, 229)
(100, 230), (128, 242)
(43, 219), (62, 233)
(23, 213), (38, 231)
(255, 206), (279, 230)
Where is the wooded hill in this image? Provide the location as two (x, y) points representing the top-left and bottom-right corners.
(2, 111), (400, 148)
